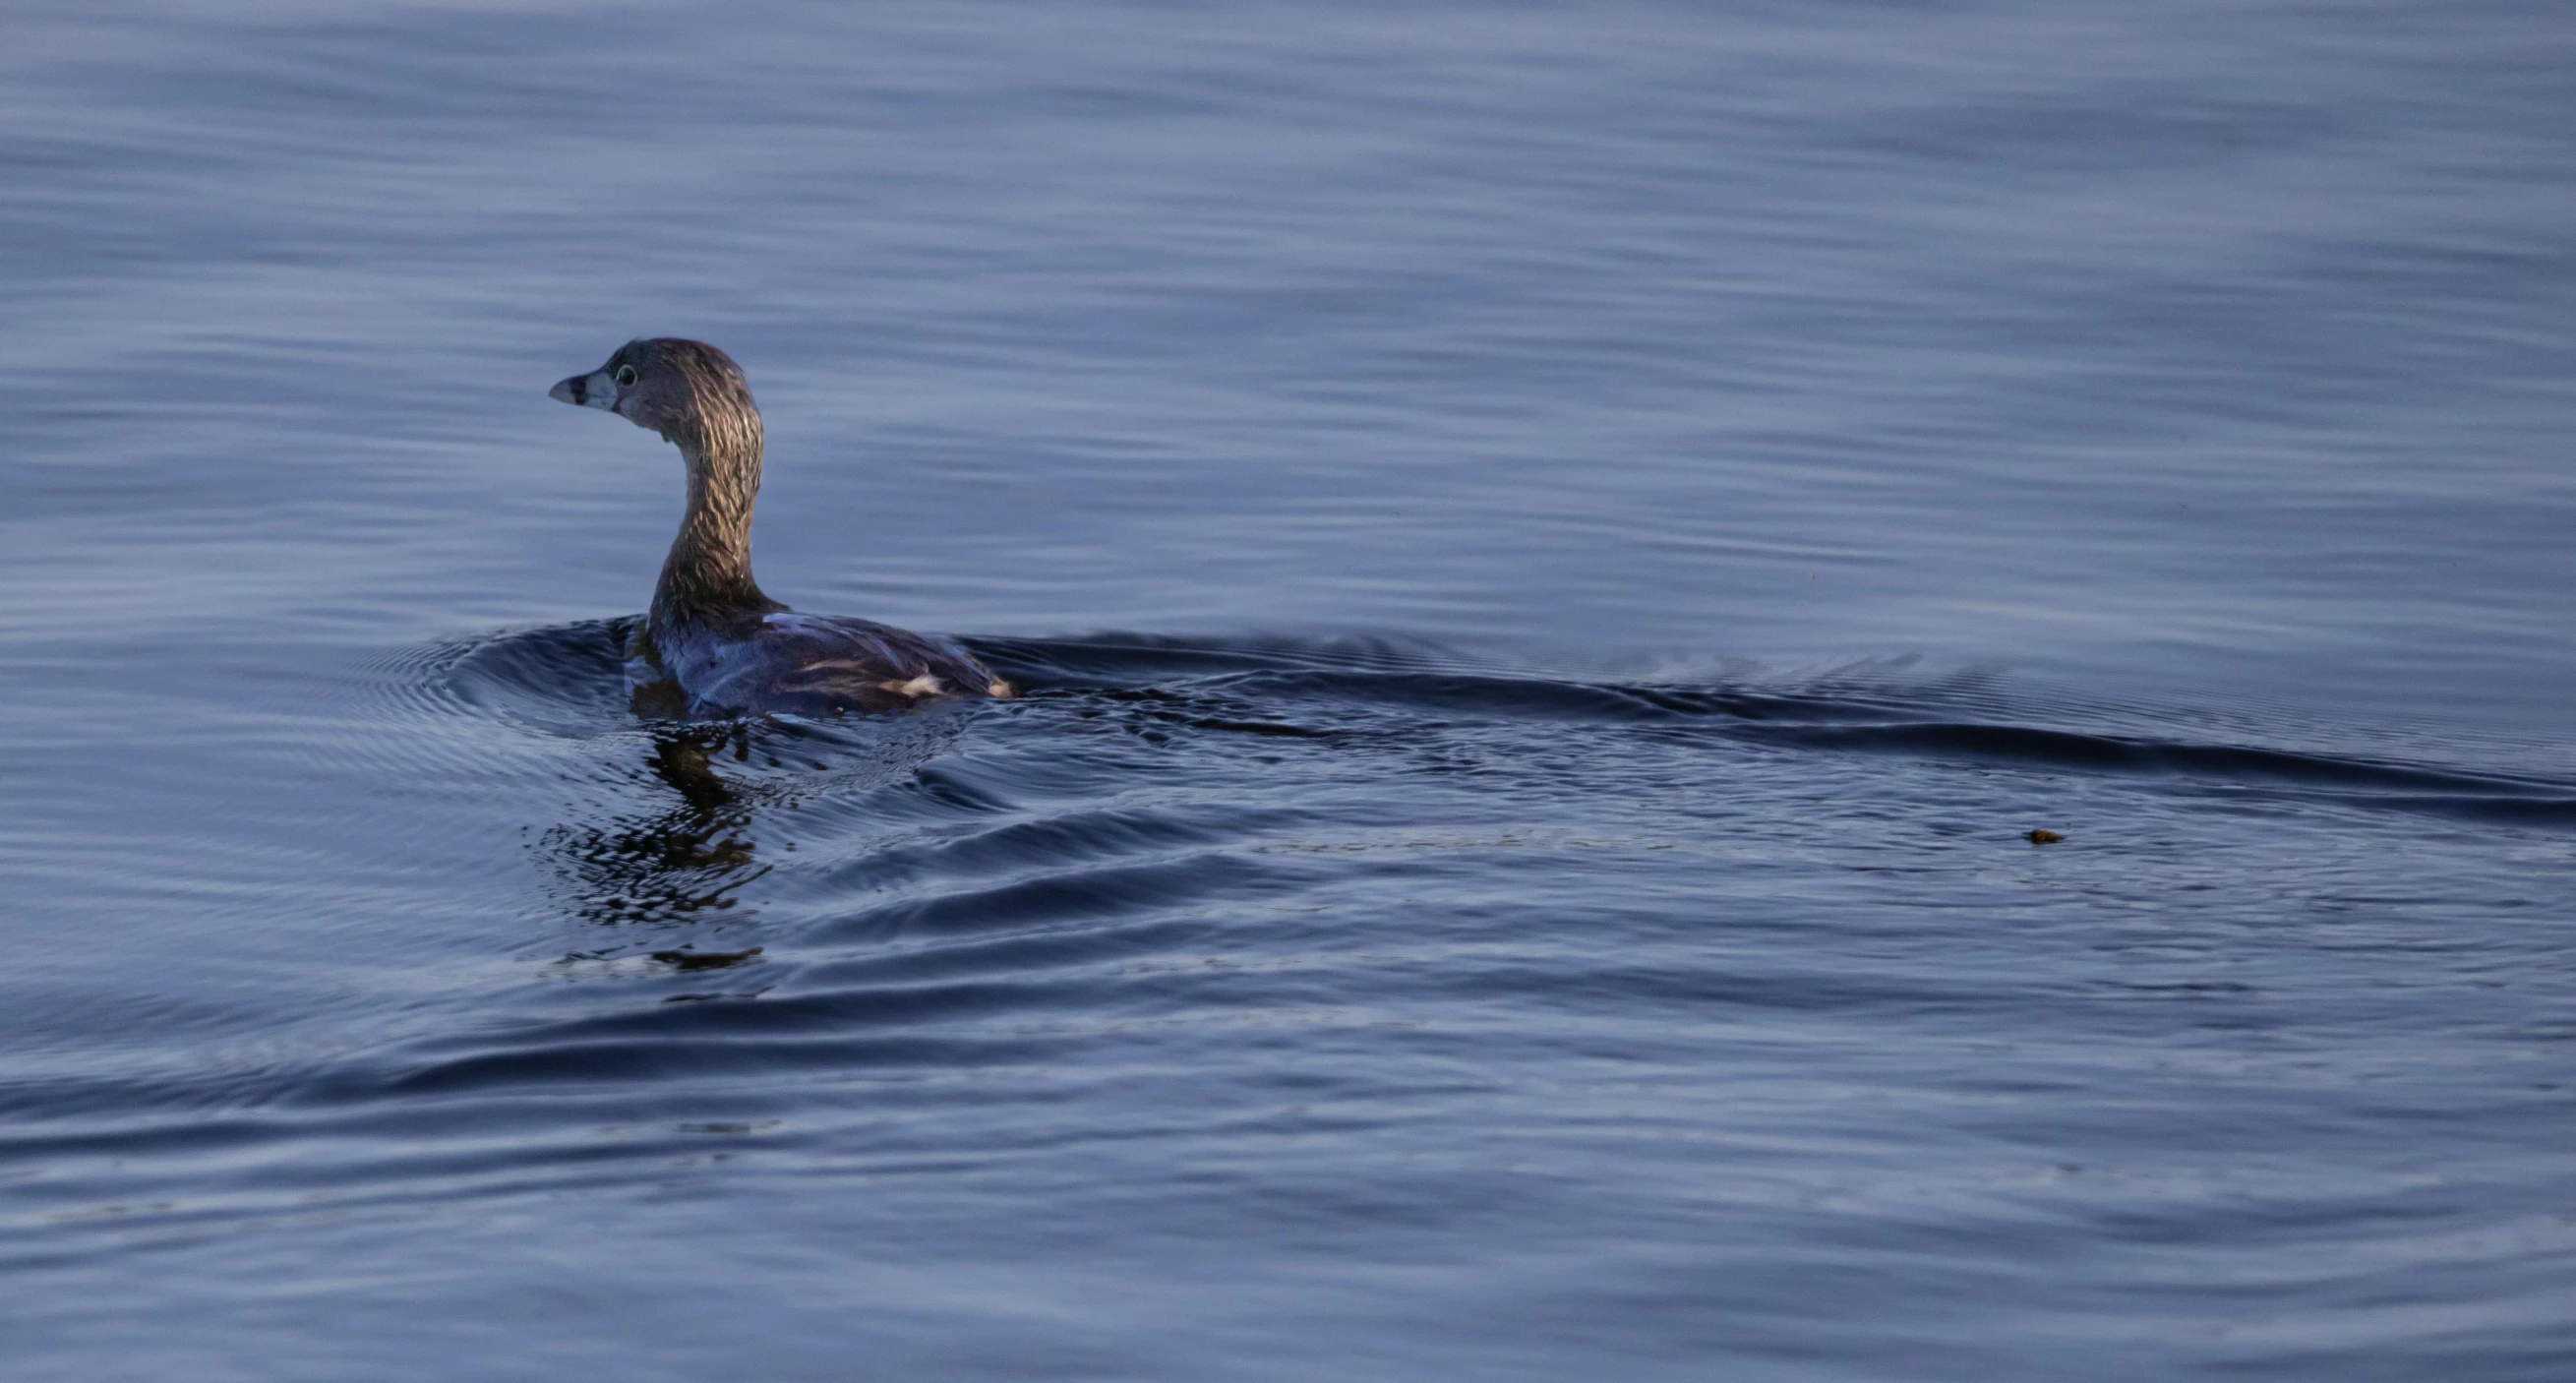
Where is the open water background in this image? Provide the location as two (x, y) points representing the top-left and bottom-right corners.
(3, 2), (2572, 1378)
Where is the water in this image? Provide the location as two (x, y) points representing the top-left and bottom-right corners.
(4, 2), (2572, 1377)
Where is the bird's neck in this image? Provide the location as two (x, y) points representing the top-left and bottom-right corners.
(651, 410), (776, 633)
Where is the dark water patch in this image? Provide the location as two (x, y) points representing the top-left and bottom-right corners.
(786, 914), (1224, 991)
(795, 802), (1298, 901)
(972, 634), (2576, 828)
(814, 852), (1301, 946)
(1742, 721), (2576, 822)
(966, 631), (1485, 688)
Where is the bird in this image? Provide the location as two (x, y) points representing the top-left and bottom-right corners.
(550, 337), (1012, 720)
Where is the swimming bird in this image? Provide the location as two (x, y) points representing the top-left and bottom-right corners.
(550, 337), (1011, 720)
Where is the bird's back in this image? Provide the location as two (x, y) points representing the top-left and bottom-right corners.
(630, 610), (1007, 720)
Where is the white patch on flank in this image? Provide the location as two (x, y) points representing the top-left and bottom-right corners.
(988, 680), (1017, 699)
(885, 674), (945, 698)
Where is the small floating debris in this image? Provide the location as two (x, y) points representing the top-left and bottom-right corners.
(650, 946), (764, 971)
(2025, 829), (2066, 845)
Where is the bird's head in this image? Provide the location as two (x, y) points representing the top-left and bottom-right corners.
(551, 337), (758, 447)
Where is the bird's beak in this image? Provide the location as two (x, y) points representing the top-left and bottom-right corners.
(550, 371), (620, 411)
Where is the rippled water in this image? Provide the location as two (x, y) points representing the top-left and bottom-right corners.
(5, 2), (2573, 1378)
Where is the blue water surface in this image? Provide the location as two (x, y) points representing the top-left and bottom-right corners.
(2, 2), (2572, 1379)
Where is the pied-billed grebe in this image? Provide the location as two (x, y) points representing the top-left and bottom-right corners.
(551, 337), (1012, 720)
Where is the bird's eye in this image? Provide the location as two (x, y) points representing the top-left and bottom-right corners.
(614, 365), (637, 387)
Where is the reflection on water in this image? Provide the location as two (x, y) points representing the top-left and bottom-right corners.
(544, 731), (767, 928)
(534, 702), (978, 931)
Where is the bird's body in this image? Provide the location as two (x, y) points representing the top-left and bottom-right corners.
(628, 608), (1001, 721)
(551, 337), (1010, 721)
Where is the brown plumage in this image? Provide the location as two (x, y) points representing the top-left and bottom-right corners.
(550, 338), (1012, 720)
